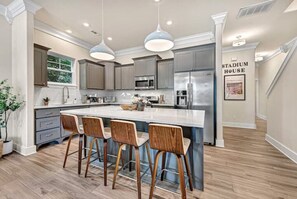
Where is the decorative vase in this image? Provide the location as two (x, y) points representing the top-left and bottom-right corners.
(2, 140), (13, 155)
(137, 102), (145, 111)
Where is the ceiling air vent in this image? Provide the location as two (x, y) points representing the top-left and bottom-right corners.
(237, 0), (276, 18)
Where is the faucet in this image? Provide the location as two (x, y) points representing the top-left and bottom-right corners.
(62, 86), (69, 104)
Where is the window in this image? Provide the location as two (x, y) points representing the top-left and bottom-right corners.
(47, 53), (74, 84)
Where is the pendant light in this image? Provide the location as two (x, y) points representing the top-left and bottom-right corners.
(144, 1), (174, 52)
(90, 0), (115, 60)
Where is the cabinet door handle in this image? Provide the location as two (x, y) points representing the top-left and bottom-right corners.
(45, 133), (54, 137)
(45, 112), (53, 115)
(46, 122), (53, 125)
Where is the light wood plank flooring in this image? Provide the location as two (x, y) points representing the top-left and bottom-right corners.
(0, 118), (297, 199)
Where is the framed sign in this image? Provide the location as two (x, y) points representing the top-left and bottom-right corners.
(224, 74), (246, 101)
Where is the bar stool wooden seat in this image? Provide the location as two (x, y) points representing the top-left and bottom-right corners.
(61, 114), (84, 175)
(82, 117), (112, 186)
(148, 124), (193, 199)
(110, 120), (153, 199)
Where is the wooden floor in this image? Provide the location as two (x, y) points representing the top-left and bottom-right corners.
(0, 118), (297, 199)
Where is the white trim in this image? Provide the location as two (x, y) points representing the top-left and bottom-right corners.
(223, 42), (259, 53)
(13, 143), (36, 156)
(266, 39), (297, 96)
(215, 139), (225, 147)
(256, 113), (267, 120)
(35, 20), (93, 50)
(211, 12), (228, 27)
(47, 82), (77, 88)
(115, 46), (146, 57)
(265, 134), (297, 164)
(223, 122), (257, 129)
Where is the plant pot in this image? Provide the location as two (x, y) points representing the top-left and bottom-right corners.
(3, 140), (13, 155)
(43, 101), (49, 106)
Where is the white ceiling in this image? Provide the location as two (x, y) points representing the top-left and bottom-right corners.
(1, 0), (297, 56)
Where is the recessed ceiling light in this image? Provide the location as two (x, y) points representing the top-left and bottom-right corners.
(166, 20), (173, 25)
(83, 22), (90, 27)
(107, 37), (112, 41)
(154, 0), (160, 2)
(66, 29), (72, 34)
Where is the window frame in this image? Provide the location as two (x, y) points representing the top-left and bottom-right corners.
(47, 52), (76, 87)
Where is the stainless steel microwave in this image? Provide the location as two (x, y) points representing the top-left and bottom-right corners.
(135, 76), (155, 90)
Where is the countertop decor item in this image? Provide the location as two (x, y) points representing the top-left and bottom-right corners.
(120, 104), (137, 111)
(43, 97), (50, 106)
(89, 0), (115, 60)
(132, 97), (150, 111)
(0, 79), (24, 155)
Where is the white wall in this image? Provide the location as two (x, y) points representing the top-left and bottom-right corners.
(222, 49), (256, 129)
(266, 43), (297, 163)
(257, 53), (287, 119)
(0, 17), (12, 82)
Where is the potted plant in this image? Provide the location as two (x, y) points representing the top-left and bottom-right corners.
(43, 97), (50, 106)
(0, 80), (24, 155)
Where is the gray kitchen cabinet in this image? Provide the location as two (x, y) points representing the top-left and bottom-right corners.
(115, 67), (122, 90)
(79, 59), (105, 90)
(173, 43), (215, 72)
(133, 55), (161, 76)
(100, 61), (121, 90)
(174, 50), (194, 72)
(121, 64), (135, 90)
(193, 44), (215, 70)
(34, 44), (50, 87)
(157, 59), (174, 89)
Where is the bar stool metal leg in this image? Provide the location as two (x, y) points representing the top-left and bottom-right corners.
(160, 152), (166, 181)
(78, 134), (83, 175)
(129, 145), (133, 172)
(63, 133), (73, 168)
(149, 150), (163, 199)
(103, 139), (108, 186)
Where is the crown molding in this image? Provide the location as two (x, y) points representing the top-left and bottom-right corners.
(116, 32), (215, 57)
(34, 20), (93, 50)
(1, 0), (41, 24)
(223, 42), (259, 53)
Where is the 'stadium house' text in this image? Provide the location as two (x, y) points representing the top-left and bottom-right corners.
(222, 62), (248, 74)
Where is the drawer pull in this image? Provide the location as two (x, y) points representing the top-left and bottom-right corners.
(45, 133), (54, 137)
(46, 122), (53, 125)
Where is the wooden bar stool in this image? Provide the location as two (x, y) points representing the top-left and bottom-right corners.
(61, 114), (84, 175)
(82, 117), (112, 186)
(148, 124), (193, 199)
(110, 120), (153, 199)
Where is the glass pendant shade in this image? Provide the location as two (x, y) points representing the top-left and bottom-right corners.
(90, 40), (115, 60)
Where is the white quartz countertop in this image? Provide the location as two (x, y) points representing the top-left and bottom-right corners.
(61, 106), (205, 128)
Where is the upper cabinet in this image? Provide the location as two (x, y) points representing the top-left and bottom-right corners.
(100, 61), (121, 90)
(173, 44), (215, 72)
(133, 55), (161, 76)
(34, 44), (50, 87)
(79, 59), (105, 90)
(157, 59), (174, 89)
(115, 67), (122, 90)
(121, 64), (135, 90)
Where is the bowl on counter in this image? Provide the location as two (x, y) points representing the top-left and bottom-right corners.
(120, 104), (137, 111)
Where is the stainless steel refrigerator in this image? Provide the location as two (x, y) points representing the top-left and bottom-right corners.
(174, 70), (215, 145)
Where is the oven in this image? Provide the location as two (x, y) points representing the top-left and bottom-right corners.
(135, 76), (155, 90)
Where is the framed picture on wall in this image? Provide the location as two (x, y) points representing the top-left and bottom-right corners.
(224, 74), (246, 101)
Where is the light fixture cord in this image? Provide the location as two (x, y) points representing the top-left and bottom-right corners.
(157, 2), (160, 25)
(101, 0), (104, 40)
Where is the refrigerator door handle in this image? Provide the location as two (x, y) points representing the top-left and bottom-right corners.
(189, 83), (193, 109)
(187, 83), (190, 109)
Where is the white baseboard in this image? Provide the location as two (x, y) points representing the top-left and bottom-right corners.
(257, 113), (267, 120)
(223, 122), (256, 129)
(216, 139), (224, 147)
(265, 134), (297, 164)
(13, 143), (36, 156)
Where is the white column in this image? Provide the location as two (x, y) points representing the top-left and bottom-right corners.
(211, 12), (227, 147)
(9, 0), (40, 155)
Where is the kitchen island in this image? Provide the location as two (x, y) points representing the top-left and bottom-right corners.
(61, 106), (205, 190)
